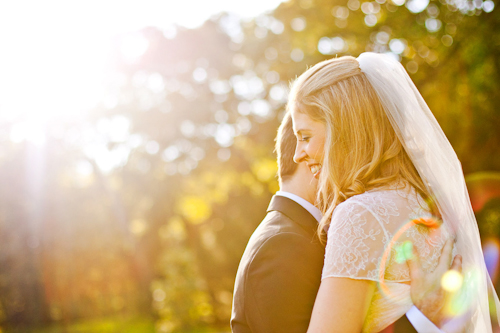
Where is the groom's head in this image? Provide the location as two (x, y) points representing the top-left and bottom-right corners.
(276, 112), (318, 204)
(276, 112), (298, 182)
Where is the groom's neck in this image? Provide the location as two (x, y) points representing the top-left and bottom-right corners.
(280, 178), (315, 205)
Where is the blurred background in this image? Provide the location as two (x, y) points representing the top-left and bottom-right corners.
(0, 0), (499, 332)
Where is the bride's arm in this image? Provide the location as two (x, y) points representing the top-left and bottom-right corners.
(307, 277), (375, 333)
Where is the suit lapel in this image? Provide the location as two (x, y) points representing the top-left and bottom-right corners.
(267, 195), (320, 239)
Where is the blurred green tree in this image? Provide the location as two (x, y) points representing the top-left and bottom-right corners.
(0, 0), (498, 331)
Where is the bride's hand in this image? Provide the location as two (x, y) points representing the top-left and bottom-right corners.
(406, 238), (462, 328)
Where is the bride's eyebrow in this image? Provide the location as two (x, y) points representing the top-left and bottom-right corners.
(295, 129), (311, 136)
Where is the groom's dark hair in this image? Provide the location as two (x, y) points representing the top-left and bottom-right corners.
(275, 111), (298, 183)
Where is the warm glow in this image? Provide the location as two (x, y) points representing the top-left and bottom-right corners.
(441, 270), (463, 292)
(0, 0), (286, 123)
(0, 2), (112, 122)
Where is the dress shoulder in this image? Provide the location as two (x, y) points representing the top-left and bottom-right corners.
(323, 187), (451, 282)
(323, 195), (390, 281)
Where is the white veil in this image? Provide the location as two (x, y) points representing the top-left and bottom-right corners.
(357, 52), (500, 332)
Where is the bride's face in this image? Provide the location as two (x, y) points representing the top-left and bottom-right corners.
(292, 110), (326, 179)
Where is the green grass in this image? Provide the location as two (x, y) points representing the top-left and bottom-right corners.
(4, 317), (154, 333)
(2, 317), (230, 333)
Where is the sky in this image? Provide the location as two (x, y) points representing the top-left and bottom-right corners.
(0, 0), (287, 35)
(0, 0), (286, 122)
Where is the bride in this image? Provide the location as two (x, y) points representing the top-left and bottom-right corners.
(288, 53), (500, 332)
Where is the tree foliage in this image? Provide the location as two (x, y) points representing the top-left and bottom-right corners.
(0, 0), (498, 331)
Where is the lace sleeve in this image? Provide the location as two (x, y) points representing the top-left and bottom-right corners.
(322, 192), (452, 283)
(322, 200), (390, 282)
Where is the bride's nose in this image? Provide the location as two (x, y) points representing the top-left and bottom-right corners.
(294, 145), (307, 163)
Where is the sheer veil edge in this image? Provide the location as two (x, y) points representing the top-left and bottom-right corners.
(357, 52), (500, 333)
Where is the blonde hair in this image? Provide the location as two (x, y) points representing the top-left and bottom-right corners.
(287, 56), (436, 236)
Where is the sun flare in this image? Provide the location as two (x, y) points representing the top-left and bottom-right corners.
(0, 0), (285, 124)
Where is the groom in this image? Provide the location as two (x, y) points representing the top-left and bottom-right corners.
(231, 112), (460, 332)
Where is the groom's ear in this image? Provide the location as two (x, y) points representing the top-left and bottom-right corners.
(276, 112), (298, 182)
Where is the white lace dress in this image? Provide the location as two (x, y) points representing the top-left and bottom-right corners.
(322, 184), (453, 333)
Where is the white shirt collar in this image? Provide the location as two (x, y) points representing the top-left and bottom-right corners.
(275, 190), (323, 223)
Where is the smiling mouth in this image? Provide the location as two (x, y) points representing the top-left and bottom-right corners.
(309, 164), (322, 178)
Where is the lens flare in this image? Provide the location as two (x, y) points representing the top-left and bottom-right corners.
(483, 238), (500, 281)
(444, 267), (481, 318)
(378, 217), (442, 299)
(395, 240), (413, 263)
(441, 270), (463, 292)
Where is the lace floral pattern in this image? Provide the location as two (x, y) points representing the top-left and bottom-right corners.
(322, 185), (452, 332)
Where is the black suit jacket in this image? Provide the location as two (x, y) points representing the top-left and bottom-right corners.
(231, 195), (417, 333)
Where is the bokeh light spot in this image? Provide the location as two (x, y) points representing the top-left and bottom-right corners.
(441, 270), (463, 292)
(217, 148), (231, 161)
(483, 0), (495, 12)
(406, 61), (419, 74)
(376, 31), (390, 44)
(425, 18), (442, 32)
(406, 0), (429, 13)
(179, 196), (212, 224)
(441, 35), (453, 47)
(291, 17), (307, 31)
(395, 241), (413, 263)
(364, 14), (378, 27)
(348, 0), (361, 10)
(332, 6), (350, 19)
(318, 36), (347, 55)
(389, 39), (406, 54)
(290, 48), (305, 62)
(130, 219), (148, 236)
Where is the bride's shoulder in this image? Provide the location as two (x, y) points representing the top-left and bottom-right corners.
(333, 182), (425, 223)
(331, 190), (396, 224)
(337, 186), (404, 211)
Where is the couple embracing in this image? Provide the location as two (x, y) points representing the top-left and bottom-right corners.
(231, 53), (500, 332)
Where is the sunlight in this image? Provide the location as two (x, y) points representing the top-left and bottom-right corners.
(441, 270), (463, 292)
(120, 33), (150, 64)
(9, 121), (47, 146)
(0, 0), (286, 126)
(0, 2), (111, 122)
